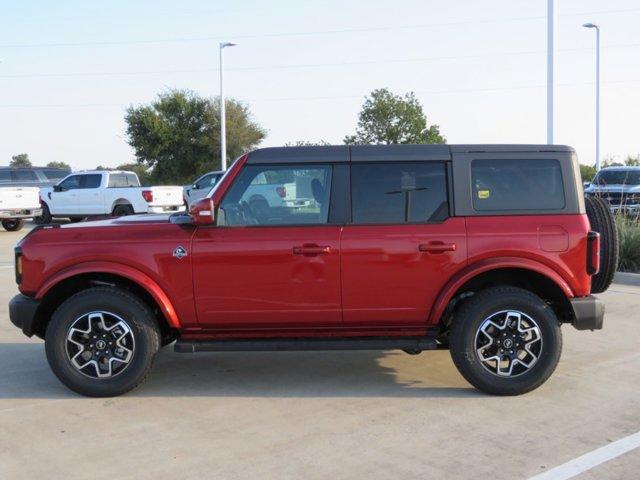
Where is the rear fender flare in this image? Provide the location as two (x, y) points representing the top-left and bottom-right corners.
(428, 257), (574, 325)
(35, 261), (181, 328)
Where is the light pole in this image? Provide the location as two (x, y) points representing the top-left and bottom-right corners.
(219, 41), (237, 171)
(583, 23), (601, 171)
(546, 0), (557, 144)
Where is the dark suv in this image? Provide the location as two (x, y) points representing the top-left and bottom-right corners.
(0, 166), (71, 187)
(9, 145), (617, 397)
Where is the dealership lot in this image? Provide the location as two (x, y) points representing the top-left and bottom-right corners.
(0, 225), (638, 480)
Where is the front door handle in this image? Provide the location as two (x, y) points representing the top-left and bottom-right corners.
(293, 245), (331, 255)
(419, 242), (456, 253)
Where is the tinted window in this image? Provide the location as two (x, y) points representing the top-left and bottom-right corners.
(594, 170), (640, 186)
(351, 162), (448, 224)
(80, 174), (101, 189)
(41, 169), (70, 181)
(108, 173), (127, 187)
(11, 170), (38, 181)
(220, 165), (332, 226)
(0, 170), (10, 182)
(59, 175), (80, 190)
(472, 159), (565, 211)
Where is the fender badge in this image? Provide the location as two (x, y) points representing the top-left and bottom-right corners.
(173, 246), (188, 259)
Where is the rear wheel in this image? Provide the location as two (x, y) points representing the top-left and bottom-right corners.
(68, 216), (86, 223)
(112, 204), (134, 217)
(45, 287), (161, 397)
(1, 219), (24, 231)
(449, 286), (562, 396)
(33, 203), (52, 225)
(585, 196), (618, 293)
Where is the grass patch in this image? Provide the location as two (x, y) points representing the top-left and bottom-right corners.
(615, 216), (640, 273)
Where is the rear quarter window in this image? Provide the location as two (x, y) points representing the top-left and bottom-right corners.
(471, 159), (565, 211)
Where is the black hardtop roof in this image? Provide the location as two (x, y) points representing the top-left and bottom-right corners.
(246, 144), (575, 164)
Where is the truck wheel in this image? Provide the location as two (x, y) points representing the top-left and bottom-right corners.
(33, 203), (52, 225)
(585, 196), (618, 293)
(449, 286), (562, 396)
(1, 219), (25, 231)
(45, 287), (161, 397)
(112, 204), (134, 217)
(68, 216), (86, 223)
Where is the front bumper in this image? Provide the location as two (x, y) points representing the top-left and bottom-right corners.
(570, 295), (604, 330)
(148, 205), (186, 214)
(0, 208), (43, 219)
(9, 294), (40, 337)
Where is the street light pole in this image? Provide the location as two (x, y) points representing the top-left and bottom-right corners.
(546, 0), (557, 144)
(583, 23), (600, 171)
(219, 41), (237, 171)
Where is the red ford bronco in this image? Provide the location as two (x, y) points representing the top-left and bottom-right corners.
(9, 145), (617, 397)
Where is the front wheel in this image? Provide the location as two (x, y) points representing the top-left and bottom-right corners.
(449, 286), (562, 396)
(33, 203), (52, 225)
(45, 287), (161, 397)
(1, 219), (25, 231)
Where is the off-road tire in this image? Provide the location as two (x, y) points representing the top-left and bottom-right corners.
(449, 286), (562, 396)
(112, 204), (134, 217)
(45, 287), (161, 397)
(585, 195), (618, 293)
(33, 203), (52, 225)
(1, 219), (25, 231)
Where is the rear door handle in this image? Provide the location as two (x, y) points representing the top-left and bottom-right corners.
(419, 242), (456, 253)
(293, 245), (331, 255)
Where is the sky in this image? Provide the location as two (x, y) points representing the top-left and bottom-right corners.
(1, 0), (639, 171)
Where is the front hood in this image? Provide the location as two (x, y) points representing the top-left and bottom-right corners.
(585, 185), (640, 193)
(59, 213), (174, 229)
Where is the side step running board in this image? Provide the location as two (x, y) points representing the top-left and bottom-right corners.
(174, 336), (444, 353)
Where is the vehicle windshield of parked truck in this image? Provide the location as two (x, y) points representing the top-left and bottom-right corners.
(593, 169), (640, 185)
(9, 144), (618, 398)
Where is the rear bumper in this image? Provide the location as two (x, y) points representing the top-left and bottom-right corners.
(147, 205), (186, 214)
(0, 208), (42, 219)
(9, 294), (40, 337)
(570, 295), (604, 331)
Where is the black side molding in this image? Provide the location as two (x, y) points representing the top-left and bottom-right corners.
(174, 336), (444, 353)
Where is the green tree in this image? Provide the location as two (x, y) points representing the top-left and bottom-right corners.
(125, 89), (266, 184)
(46, 161), (71, 170)
(116, 163), (152, 186)
(10, 153), (31, 167)
(344, 88), (445, 145)
(580, 164), (596, 183)
(625, 155), (640, 166)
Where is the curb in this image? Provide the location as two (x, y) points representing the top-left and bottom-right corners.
(614, 271), (640, 286)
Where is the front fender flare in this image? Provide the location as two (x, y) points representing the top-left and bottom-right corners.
(35, 261), (181, 328)
(428, 257), (574, 325)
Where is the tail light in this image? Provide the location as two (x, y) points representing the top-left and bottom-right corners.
(587, 231), (600, 275)
(15, 247), (22, 284)
(276, 186), (286, 198)
(142, 190), (153, 203)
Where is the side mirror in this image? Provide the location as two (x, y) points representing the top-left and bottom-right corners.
(53, 185), (62, 192)
(189, 197), (215, 226)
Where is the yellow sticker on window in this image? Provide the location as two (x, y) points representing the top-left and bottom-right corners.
(478, 190), (490, 199)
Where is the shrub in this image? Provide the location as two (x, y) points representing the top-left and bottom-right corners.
(615, 216), (640, 272)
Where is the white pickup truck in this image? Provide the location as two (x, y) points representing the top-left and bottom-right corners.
(0, 186), (41, 231)
(36, 170), (184, 224)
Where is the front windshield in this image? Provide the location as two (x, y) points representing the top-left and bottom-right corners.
(594, 170), (640, 186)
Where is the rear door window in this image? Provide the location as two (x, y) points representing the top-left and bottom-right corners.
(350, 162), (448, 224)
(0, 171), (10, 183)
(79, 174), (102, 189)
(471, 159), (565, 211)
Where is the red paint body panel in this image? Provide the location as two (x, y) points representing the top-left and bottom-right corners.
(19, 221), (196, 327)
(192, 226), (342, 328)
(340, 218), (467, 326)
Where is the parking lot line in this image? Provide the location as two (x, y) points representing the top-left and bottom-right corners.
(528, 431), (640, 480)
